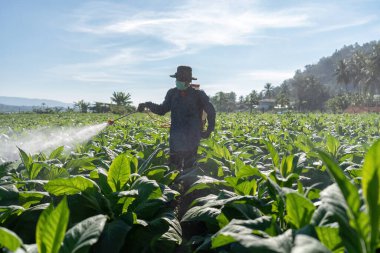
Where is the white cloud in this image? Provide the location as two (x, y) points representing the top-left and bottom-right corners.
(58, 1), (312, 83)
(70, 1), (311, 50)
(59, 0), (377, 90)
(309, 16), (377, 33)
(244, 70), (295, 82)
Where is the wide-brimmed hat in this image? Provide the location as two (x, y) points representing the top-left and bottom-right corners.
(170, 66), (197, 81)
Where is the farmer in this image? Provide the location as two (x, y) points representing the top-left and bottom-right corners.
(137, 66), (216, 170)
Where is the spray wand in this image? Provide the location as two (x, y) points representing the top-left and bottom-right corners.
(107, 112), (136, 125)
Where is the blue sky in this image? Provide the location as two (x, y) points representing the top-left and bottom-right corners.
(1, 0), (379, 105)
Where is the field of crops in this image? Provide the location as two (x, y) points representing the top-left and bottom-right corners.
(0, 112), (379, 253)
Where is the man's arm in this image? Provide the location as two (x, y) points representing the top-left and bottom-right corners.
(199, 90), (216, 137)
(138, 89), (173, 115)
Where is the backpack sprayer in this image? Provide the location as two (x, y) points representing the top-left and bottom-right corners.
(107, 112), (136, 125)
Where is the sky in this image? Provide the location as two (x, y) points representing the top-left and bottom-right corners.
(0, 0), (379, 106)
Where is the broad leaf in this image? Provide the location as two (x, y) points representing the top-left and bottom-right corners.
(361, 139), (380, 251)
(94, 219), (131, 253)
(285, 192), (316, 229)
(213, 228), (293, 253)
(212, 217), (277, 248)
(234, 157), (263, 179)
(64, 158), (96, 172)
(107, 154), (132, 192)
(29, 163), (43, 180)
(265, 141), (280, 169)
(292, 234), (331, 253)
(19, 191), (49, 208)
(18, 147), (32, 170)
(318, 151), (361, 221)
(315, 226), (344, 252)
(326, 135), (340, 157)
(0, 185), (19, 206)
(182, 206), (221, 227)
(186, 176), (224, 195)
(44, 176), (99, 195)
(49, 146), (65, 160)
(312, 184), (364, 253)
(36, 197), (70, 253)
(0, 226), (23, 251)
(60, 215), (107, 253)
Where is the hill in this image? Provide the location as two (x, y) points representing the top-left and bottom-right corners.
(0, 104), (35, 113)
(285, 40), (380, 93)
(0, 96), (72, 108)
(0, 96), (73, 113)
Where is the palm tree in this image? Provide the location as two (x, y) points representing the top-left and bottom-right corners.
(263, 83), (274, 98)
(246, 90), (259, 113)
(335, 60), (350, 92)
(368, 44), (380, 95)
(347, 52), (367, 95)
(276, 83), (290, 108)
(74, 100), (90, 113)
(111, 92), (132, 106)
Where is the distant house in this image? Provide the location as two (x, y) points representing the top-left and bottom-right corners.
(258, 99), (276, 112)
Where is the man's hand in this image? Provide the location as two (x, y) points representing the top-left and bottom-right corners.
(201, 130), (211, 139)
(137, 103), (146, 112)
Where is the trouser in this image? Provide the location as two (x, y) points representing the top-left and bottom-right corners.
(169, 148), (198, 171)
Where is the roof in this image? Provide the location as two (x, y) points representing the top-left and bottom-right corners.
(259, 99), (276, 103)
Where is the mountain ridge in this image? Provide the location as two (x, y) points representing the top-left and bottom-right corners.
(0, 96), (73, 108)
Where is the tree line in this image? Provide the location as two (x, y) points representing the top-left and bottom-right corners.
(73, 92), (135, 114)
(211, 41), (380, 113)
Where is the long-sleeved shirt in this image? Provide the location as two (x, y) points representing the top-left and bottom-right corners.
(145, 87), (216, 152)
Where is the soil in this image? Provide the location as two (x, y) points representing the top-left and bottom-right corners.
(344, 105), (380, 113)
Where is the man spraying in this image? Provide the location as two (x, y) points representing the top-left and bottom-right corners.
(137, 66), (216, 170)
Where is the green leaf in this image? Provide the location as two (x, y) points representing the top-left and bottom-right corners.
(107, 154), (132, 192)
(156, 213), (182, 248)
(234, 157), (263, 179)
(30, 163), (43, 180)
(265, 141), (280, 169)
(36, 197), (70, 253)
(361, 139), (380, 251)
(60, 215), (107, 253)
(130, 176), (162, 200)
(211, 216), (277, 248)
(326, 134), (340, 157)
(311, 184), (364, 253)
(185, 176), (224, 195)
(315, 226), (344, 252)
(285, 192), (316, 229)
(213, 228), (293, 252)
(181, 206), (221, 227)
(94, 219), (131, 253)
(0, 185), (19, 206)
(19, 191), (49, 208)
(0, 226), (23, 251)
(317, 151), (361, 220)
(49, 146), (65, 160)
(64, 157), (96, 172)
(280, 154), (299, 177)
(90, 168), (112, 195)
(18, 148), (43, 179)
(18, 147), (32, 170)
(292, 234), (331, 253)
(44, 176), (99, 196)
(235, 179), (257, 196)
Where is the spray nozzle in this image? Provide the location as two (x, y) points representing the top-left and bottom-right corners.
(107, 119), (114, 125)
